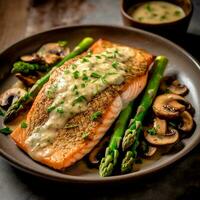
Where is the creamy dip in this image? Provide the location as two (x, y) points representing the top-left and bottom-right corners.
(129, 1), (185, 24)
(25, 46), (135, 155)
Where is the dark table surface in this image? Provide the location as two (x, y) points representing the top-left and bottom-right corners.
(0, 0), (200, 199)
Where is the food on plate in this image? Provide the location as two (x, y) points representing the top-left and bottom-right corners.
(0, 37), (195, 177)
(4, 37), (94, 123)
(10, 39), (154, 169)
(128, 1), (185, 24)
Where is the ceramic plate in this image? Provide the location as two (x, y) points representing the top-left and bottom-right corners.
(0, 25), (200, 183)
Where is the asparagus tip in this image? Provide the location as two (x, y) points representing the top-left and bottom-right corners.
(121, 151), (134, 174)
(122, 131), (135, 151)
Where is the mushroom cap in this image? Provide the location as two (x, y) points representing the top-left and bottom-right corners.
(153, 94), (187, 119)
(179, 111), (194, 132)
(144, 128), (179, 146)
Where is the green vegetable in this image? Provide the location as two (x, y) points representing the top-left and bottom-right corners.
(73, 95), (87, 105)
(145, 3), (153, 12)
(82, 132), (89, 139)
(147, 127), (156, 135)
(121, 56), (168, 174)
(0, 127), (12, 135)
(91, 72), (101, 78)
(12, 61), (47, 75)
(73, 71), (80, 79)
(56, 107), (64, 114)
(0, 108), (5, 116)
(58, 40), (68, 47)
(112, 61), (119, 69)
(21, 121), (28, 128)
(99, 101), (134, 177)
(91, 111), (102, 121)
(47, 105), (56, 113)
(4, 37), (94, 123)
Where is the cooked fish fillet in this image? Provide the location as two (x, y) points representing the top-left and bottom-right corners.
(11, 39), (154, 169)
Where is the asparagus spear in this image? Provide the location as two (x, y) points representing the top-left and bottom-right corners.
(4, 37), (94, 123)
(99, 101), (134, 177)
(12, 61), (47, 75)
(121, 56), (168, 173)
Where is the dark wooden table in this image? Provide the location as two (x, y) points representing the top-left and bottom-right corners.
(0, 0), (200, 199)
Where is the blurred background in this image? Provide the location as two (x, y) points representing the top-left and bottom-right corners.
(0, 0), (199, 50)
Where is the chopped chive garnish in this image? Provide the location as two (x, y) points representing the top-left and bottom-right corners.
(81, 83), (86, 88)
(91, 111), (102, 121)
(56, 107), (64, 114)
(95, 55), (101, 59)
(72, 85), (78, 91)
(73, 95), (87, 105)
(147, 127), (156, 135)
(174, 10), (181, 16)
(0, 127), (12, 135)
(101, 76), (108, 84)
(112, 61), (119, 69)
(46, 84), (57, 98)
(64, 69), (70, 75)
(82, 132), (89, 140)
(21, 121), (28, 128)
(72, 64), (77, 70)
(160, 15), (167, 20)
(145, 3), (153, 12)
(138, 17), (144, 21)
(73, 71), (80, 79)
(47, 105), (56, 113)
(91, 72), (101, 78)
(82, 57), (89, 63)
(58, 40), (68, 47)
(82, 73), (89, 81)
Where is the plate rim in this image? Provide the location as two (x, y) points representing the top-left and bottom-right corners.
(0, 24), (200, 183)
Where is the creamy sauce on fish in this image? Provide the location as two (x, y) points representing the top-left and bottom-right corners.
(25, 47), (135, 156)
(129, 1), (185, 24)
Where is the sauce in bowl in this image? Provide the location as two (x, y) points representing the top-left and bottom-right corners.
(128, 1), (185, 24)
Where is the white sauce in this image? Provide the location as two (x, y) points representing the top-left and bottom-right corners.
(25, 46), (134, 156)
(129, 1), (185, 24)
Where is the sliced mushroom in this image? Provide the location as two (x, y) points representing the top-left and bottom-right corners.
(178, 111), (193, 132)
(15, 73), (38, 87)
(37, 43), (70, 65)
(20, 42), (70, 66)
(153, 94), (187, 119)
(167, 80), (188, 96)
(145, 146), (157, 157)
(0, 88), (26, 110)
(20, 53), (40, 63)
(153, 117), (167, 135)
(144, 127), (179, 146)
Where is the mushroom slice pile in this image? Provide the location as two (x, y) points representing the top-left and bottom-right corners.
(153, 94), (188, 119)
(21, 42), (70, 65)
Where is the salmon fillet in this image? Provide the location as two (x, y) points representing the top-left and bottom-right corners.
(11, 39), (154, 170)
